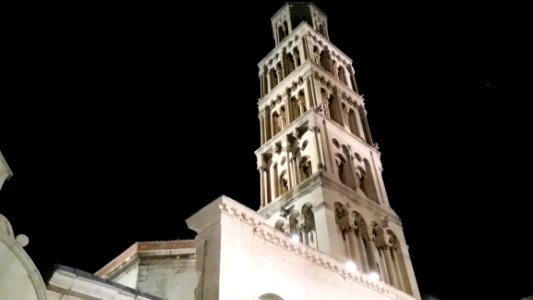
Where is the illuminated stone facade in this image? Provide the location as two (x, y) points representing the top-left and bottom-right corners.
(254, 3), (420, 298)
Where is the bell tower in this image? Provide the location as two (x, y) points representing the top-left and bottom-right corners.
(255, 2), (420, 298)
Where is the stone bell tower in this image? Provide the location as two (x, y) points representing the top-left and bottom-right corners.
(255, 2), (420, 298)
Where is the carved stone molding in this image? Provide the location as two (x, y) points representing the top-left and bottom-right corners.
(219, 198), (414, 300)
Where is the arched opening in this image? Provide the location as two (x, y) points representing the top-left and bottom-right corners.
(269, 68), (278, 88)
(313, 46), (320, 64)
(259, 293), (285, 300)
(282, 21), (288, 37)
(290, 96), (300, 121)
(372, 222), (390, 285)
(288, 212), (299, 236)
(276, 62), (283, 82)
(348, 109), (362, 138)
(272, 111), (281, 136)
(320, 88), (328, 114)
(298, 90), (306, 113)
(335, 152), (355, 190)
(331, 60), (338, 78)
(302, 203), (317, 248)
(387, 230), (413, 294)
(352, 211), (375, 273)
(278, 106), (286, 130)
(328, 94), (343, 126)
(338, 66), (348, 85)
(278, 170), (289, 196)
(342, 145), (357, 189)
(320, 49), (333, 73)
(293, 48), (301, 67)
(286, 53), (296, 75)
(363, 159), (378, 203)
(278, 25), (286, 42)
(318, 24), (326, 36)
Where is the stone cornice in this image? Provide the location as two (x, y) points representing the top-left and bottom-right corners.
(254, 110), (315, 156)
(319, 172), (401, 225)
(258, 172), (322, 218)
(316, 113), (381, 156)
(255, 171), (400, 226)
(305, 29), (353, 65)
(186, 195), (226, 233)
(218, 197), (415, 300)
(258, 61), (315, 107)
(258, 23), (353, 69)
(48, 265), (163, 300)
(95, 240), (196, 278)
(310, 65), (364, 108)
(258, 22), (310, 68)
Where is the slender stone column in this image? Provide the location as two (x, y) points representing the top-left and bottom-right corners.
(261, 168), (272, 204)
(259, 165), (265, 207)
(384, 247), (398, 288)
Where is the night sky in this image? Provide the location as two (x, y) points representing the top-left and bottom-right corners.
(2, 1), (531, 299)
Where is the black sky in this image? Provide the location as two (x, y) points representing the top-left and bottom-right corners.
(2, 1), (531, 299)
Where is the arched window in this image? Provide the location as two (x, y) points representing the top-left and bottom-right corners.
(276, 62), (283, 82)
(348, 109), (362, 138)
(301, 203), (316, 247)
(387, 230), (413, 294)
(290, 96), (300, 121)
(293, 48), (301, 66)
(335, 151), (355, 190)
(288, 212), (299, 236)
(278, 170), (288, 196)
(286, 53), (296, 74)
(259, 293), (284, 300)
(269, 68), (278, 88)
(338, 66), (348, 85)
(272, 111), (281, 136)
(278, 25), (286, 42)
(318, 24), (326, 36)
(320, 49), (333, 73)
(363, 159), (378, 203)
(298, 90), (306, 113)
(352, 211), (375, 273)
(328, 94), (343, 125)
